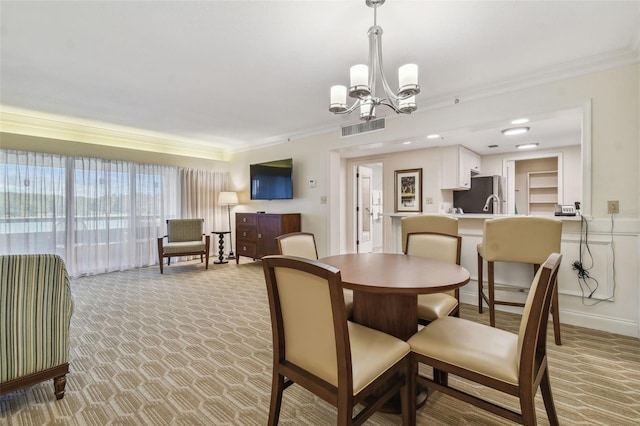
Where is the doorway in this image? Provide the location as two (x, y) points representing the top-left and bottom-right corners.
(353, 162), (383, 253)
(503, 152), (564, 215)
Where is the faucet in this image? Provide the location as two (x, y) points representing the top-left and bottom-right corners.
(483, 194), (501, 213)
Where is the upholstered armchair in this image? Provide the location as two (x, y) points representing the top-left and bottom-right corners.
(0, 254), (74, 400)
(157, 219), (210, 273)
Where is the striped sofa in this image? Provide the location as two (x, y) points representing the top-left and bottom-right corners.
(0, 254), (74, 399)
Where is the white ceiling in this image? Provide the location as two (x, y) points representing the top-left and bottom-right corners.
(1, 0), (639, 156)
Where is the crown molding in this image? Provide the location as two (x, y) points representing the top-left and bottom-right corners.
(420, 47), (640, 111)
(0, 106), (230, 161)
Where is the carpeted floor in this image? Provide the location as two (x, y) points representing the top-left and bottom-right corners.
(1, 258), (639, 425)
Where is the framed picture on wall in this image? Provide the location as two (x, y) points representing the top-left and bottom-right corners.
(394, 168), (422, 212)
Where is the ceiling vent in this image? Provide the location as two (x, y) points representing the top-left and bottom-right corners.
(341, 118), (386, 137)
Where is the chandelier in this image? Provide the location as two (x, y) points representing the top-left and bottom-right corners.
(329, 0), (420, 121)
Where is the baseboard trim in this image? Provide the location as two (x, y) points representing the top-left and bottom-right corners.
(460, 288), (639, 339)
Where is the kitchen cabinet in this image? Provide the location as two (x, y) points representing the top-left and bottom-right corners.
(527, 171), (558, 214)
(235, 213), (301, 263)
(440, 145), (481, 190)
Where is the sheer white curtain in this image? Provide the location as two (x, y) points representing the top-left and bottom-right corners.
(1, 149), (188, 277)
(178, 168), (228, 238)
(0, 150), (67, 256)
(71, 158), (179, 275)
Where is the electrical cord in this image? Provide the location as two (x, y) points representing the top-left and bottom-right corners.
(572, 214), (598, 299)
(573, 212), (617, 305)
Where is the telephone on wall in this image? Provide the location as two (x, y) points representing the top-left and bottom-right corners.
(554, 204), (577, 216)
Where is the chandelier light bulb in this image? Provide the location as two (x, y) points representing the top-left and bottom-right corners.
(398, 64), (419, 97)
(329, 85), (348, 112)
(349, 64), (370, 98)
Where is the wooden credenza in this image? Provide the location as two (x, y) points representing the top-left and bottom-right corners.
(235, 213), (301, 263)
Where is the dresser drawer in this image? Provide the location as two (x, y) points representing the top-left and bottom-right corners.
(237, 241), (257, 258)
(237, 226), (257, 241)
(237, 213), (256, 226)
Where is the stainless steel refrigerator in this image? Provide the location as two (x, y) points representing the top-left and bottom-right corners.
(453, 175), (507, 214)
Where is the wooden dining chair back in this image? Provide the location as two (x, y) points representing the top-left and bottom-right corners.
(262, 255), (414, 426)
(402, 215), (462, 324)
(401, 215), (458, 254)
(275, 232), (319, 260)
(477, 216), (562, 344)
(276, 232), (353, 318)
(408, 252), (562, 426)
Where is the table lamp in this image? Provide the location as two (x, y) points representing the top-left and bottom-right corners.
(218, 191), (239, 259)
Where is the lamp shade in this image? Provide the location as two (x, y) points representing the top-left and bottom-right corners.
(218, 191), (239, 205)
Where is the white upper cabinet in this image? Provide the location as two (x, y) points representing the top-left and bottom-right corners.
(440, 145), (481, 190)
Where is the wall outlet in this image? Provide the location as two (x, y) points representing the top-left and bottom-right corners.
(320, 196), (327, 204)
(607, 200), (619, 214)
(425, 197), (433, 204)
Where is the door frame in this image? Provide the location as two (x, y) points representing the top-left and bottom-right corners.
(347, 158), (385, 253)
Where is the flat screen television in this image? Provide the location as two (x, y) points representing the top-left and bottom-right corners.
(250, 158), (293, 200)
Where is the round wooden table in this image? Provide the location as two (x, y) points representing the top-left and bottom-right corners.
(321, 252), (471, 414)
(321, 253), (470, 341)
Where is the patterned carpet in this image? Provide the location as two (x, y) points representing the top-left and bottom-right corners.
(1, 258), (639, 425)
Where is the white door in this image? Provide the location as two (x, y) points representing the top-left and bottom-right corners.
(357, 166), (373, 253)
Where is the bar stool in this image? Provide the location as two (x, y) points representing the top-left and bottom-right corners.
(477, 216), (563, 345)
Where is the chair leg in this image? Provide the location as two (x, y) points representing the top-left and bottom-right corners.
(519, 388), (537, 426)
(552, 281), (562, 345)
(337, 394), (354, 426)
(53, 374), (67, 400)
(400, 356), (414, 426)
(540, 366), (560, 426)
(407, 356), (417, 426)
(268, 372), (285, 426)
(488, 261), (496, 327)
(157, 238), (164, 274)
(477, 252), (484, 313)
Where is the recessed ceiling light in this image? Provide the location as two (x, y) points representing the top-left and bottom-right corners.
(501, 126), (530, 136)
(511, 118), (529, 125)
(516, 143), (539, 150)
(403, 141), (411, 145)
(426, 134), (441, 139)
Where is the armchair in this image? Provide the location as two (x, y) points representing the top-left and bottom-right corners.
(0, 254), (74, 400)
(157, 219), (210, 273)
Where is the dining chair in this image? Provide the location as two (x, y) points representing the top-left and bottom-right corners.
(477, 216), (562, 345)
(262, 255), (414, 426)
(157, 218), (210, 274)
(401, 215), (462, 324)
(408, 252), (562, 426)
(276, 232), (353, 317)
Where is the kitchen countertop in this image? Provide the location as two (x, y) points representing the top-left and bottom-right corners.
(383, 212), (584, 221)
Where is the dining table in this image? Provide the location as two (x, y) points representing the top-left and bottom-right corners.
(320, 252), (471, 414)
(320, 252), (471, 341)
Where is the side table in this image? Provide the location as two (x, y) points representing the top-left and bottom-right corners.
(211, 231), (231, 264)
